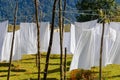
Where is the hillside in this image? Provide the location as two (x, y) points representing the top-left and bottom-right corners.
(0, 0), (77, 24)
(0, 0), (120, 24)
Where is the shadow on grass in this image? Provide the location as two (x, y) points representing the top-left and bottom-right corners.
(0, 74), (16, 77)
(48, 67), (60, 74)
(108, 75), (120, 78)
(41, 78), (58, 80)
(22, 62), (35, 64)
(49, 54), (60, 59)
(32, 68), (60, 74)
(21, 58), (35, 61)
(49, 63), (60, 65)
(0, 63), (14, 67)
(30, 54), (48, 58)
(11, 68), (26, 72)
(23, 78), (58, 80)
(0, 70), (8, 72)
(67, 67), (70, 71)
(44, 67), (69, 74)
(67, 61), (71, 66)
(50, 57), (60, 59)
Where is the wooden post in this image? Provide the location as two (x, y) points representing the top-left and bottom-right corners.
(62, 0), (66, 36)
(99, 20), (105, 80)
(63, 0), (66, 79)
(7, 2), (18, 80)
(64, 48), (67, 80)
(34, 0), (41, 80)
(43, 0), (58, 80)
(59, 0), (64, 80)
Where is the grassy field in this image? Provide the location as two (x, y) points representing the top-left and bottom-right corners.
(0, 53), (120, 80)
(0, 53), (72, 80)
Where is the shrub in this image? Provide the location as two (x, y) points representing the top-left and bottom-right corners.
(69, 69), (97, 80)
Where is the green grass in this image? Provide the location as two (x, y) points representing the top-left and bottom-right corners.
(0, 53), (72, 80)
(91, 64), (120, 80)
(0, 53), (120, 80)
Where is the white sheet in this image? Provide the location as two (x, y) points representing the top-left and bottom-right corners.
(51, 24), (75, 54)
(70, 24), (75, 54)
(0, 21), (8, 61)
(51, 32), (73, 54)
(20, 23), (37, 54)
(70, 22), (117, 70)
(70, 29), (95, 70)
(51, 32), (60, 54)
(75, 20), (98, 45)
(40, 22), (50, 52)
(108, 32), (120, 64)
(20, 22), (50, 54)
(1, 30), (21, 62)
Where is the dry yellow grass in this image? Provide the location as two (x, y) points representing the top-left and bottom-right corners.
(8, 24), (20, 32)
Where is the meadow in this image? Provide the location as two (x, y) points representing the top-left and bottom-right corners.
(0, 53), (120, 80)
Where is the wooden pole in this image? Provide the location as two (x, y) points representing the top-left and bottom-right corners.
(34, 0), (41, 80)
(59, 0), (64, 80)
(7, 2), (18, 80)
(99, 20), (105, 80)
(64, 48), (67, 80)
(63, 0), (66, 79)
(62, 0), (66, 35)
(43, 0), (58, 80)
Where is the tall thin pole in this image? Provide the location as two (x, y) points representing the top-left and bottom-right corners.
(43, 0), (58, 80)
(99, 20), (105, 80)
(62, 0), (66, 35)
(63, 0), (66, 79)
(59, 0), (64, 80)
(64, 48), (67, 80)
(34, 0), (41, 80)
(7, 2), (18, 80)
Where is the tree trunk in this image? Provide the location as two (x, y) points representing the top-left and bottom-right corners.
(63, 0), (66, 79)
(7, 2), (18, 80)
(59, 0), (63, 80)
(62, 0), (66, 35)
(99, 20), (105, 80)
(34, 0), (41, 80)
(43, 0), (58, 80)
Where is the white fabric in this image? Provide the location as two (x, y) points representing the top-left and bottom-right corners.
(51, 24), (75, 54)
(1, 30), (21, 62)
(104, 24), (116, 65)
(40, 22), (50, 52)
(70, 22), (117, 70)
(109, 32), (120, 64)
(70, 29), (95, 70)
(51, 32), (72, 54)
(108, 22), (120, 64)
(108, 22), (120, 32)
(75, 20), (98, 45)
(70, 24), (75, 54)
(51, 32), (60, 54)
(20, 22), (50, 54)
(20, 23), (37, 54)
(0, 21), (8, 61)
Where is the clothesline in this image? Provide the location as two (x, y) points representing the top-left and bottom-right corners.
(55, 10), (99, 16)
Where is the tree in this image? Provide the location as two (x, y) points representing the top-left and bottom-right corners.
(43, 0), (58, 80)
(76, 0), (117, 22)
(7, 2), (18, 80)
(34, 0), (41, 80)
(59, 0), (64, 79)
